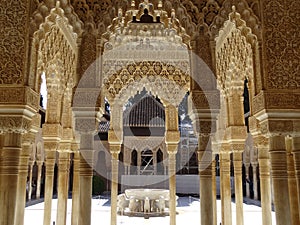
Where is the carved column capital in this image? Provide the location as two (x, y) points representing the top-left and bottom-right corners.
(0, 116), (31, 134)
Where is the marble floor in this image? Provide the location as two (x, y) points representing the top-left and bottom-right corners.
(24, 196), (276, 225)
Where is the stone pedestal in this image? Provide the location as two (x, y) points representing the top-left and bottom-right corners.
(269, 135), (291, 225)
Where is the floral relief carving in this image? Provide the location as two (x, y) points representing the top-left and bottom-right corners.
(0, 117), (31, 134)
(263, 0), (300, 90)
(0, 0), (29, 85)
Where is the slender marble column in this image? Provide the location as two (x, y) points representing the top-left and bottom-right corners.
(269, 135), (291, 225)
(43, 149), (56, 225)
(233, 151), (244, 225)
(220, 152), (232, 225)
(168, 148), (177, 225)
(0, 133), (22, 225)
(292, 136), (300, 221)
(36, 161), (43, 199)
(28, 161), (34, 201)
(56, 151), (70, 225)
(286, 137), (300, 225)
(110, 149), (120, 225)
(14, 139), (32, 225)
(78, 154), (93, 225)
(198, 135), (213, 225)
(258, 154), (272, 225)
(71, 152), (80, 225)
(212, 158), (217, 225)
(244, 163), (250, 198)
(252, 163), (258, 200)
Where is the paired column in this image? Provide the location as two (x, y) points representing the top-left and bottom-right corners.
(14, 133), (35, 225)
(198, 135), (213, 225)
(43, 144), (57, 225)
(78, 134), (94, 225)
(286, 137), (300, 225)
(257, 137), (272, 225)
(71, 151), (80, 225)
(220, 151), (232, 225)
(244, 163), (250, 198)
(269, 135), (291, 225)
(232, 150), (244, 225)
(56, 151), (71, 225)
(27, 161), (34, 201)
(0, 133), (22, 225)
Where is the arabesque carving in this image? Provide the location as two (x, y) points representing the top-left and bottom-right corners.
(0, 0), (29, 85)
(262, 0), (300, 90)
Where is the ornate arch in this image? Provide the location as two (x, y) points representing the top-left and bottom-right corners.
(34, 2), (78, 93)
(210, 0), (261, 39)
(101, 0), (191, 106)
(30, 0), (83, 36)
(215, 7), (257, 105)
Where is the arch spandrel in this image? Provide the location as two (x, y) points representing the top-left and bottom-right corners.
(30, 0), (83, 36)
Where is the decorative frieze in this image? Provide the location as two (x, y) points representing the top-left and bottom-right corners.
(0, 87), (39, 111)
(0, 116), (31, 134)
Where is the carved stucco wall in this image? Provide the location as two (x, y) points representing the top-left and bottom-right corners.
(0, 0), (30, 85)
(262, 0), (299, 90)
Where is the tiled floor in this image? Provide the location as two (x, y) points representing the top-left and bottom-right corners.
(24, 196), (276, 225)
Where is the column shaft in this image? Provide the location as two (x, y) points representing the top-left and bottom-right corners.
(56, 152), (70, 225)
(14, 143), (31, 225)
(286, 137), (300, 225)
(245, 164), (250, 198)
(198, 150), (213, 225)
(292, 137), (300, 221)
(220, 152), (232, 225)
(28, 162), (34, 200)
(233, 152), (244, 225)
(71, 152), (80, 225)
(0, 133), (22, 225)
(212, 159), (217, 225)
(110, 151), (119, 225)
(36, 162), (43, 199)
(269, 135), (291, 225)
(168, 152), (177, 225)
(258, 156), (272, 225)
(78, 154), (93, 225)
(43, 156), (56, 225)
(252, 163), (258, 200)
